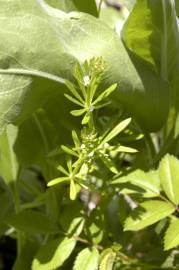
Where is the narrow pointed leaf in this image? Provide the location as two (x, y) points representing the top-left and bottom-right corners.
(72, 130), (81, 149)
(94, 101), (111, 110)
(82, 112), (91, 125)
(164, 219), (179, 250)
(71, 109), (86, 116)
(159, 154), (179, 204)
(47, 177), (69, 187)
(67, 157), (72, 173)
(70, 179), (77, 200)
(98, 152), (118, 174)
(64, 94), (84, 107)
(93, 83), (117, 105)
(65, 80), (84, 103)
(57, 165), (69, 176)
(124, 200), (175, 231)
(61, 145), (78, 157)
(111, 145), (138, 153)
(73, 247), (99, 270)
(101, 118), (131, 144)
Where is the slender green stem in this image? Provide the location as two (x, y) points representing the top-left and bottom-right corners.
(73, 236), (103, 250)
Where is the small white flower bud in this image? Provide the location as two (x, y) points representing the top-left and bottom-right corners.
(84, 75), (90, 86)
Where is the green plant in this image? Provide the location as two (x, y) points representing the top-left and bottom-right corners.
(113, 154), (179, 250)
(1, 0), (179, 269)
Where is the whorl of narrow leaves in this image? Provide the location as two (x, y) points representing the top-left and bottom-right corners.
(73, 247), (99, 270)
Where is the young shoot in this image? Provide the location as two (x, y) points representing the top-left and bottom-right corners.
(47, 57), (137, 200)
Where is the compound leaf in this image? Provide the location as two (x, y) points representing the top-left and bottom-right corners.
(124, 200), (175, 231)
(159, 154), (179, 204)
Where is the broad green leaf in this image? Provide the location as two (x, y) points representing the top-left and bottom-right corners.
(0, 124), (19, 185)
(101, 118), (131, 144)
(47, 177), (69, 187)
(0, 0), (162, 132)
(73, 247), (99, 270)
(124, 200), (175, 231)
(14, 107), (71, 179)
(164, 219), (179, 250)
(12, 239), (39, 270)
(122, 0), (179, 131)
(113, 170), (160, 198)
(32, 217), (84, 270)
(99, 2), (129, 36)
(99, 249), (116, 270)
(5, 210), (59, 234)
(46, 0), (98, 16)
(159, 154), (179, 204)
(32, 237), (76, 270)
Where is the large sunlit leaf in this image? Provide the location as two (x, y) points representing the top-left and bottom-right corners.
(32, 237), (76, 270)
(164, 218), (179, 250)
(113, 169), (160, 198)
(124, 200), (175, 231)
(159, 154), (179, 204)
(73, 247), (99, 270)
(122, 0), (179, 131)
(0, 0), (166, 132)
(32, 217), (84, 270)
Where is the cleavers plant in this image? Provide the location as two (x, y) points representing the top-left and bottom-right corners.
(1, 0), (179, 269)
